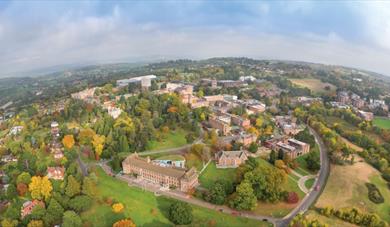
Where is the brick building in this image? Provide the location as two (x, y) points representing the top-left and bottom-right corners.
(122, 153), (198, 192)
(215, 150), (248, 168)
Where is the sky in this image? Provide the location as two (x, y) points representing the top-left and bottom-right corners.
(1, 1), (390, 76)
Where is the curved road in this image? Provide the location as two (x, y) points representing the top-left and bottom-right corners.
(84, 126), (330, 227)
(275, 126), (330, 226)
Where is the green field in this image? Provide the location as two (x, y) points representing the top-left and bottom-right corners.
(374, 117), (390, 129)
(81, 167), (269, 227)
(199, 161), (237, 189)
(146, 129), (189, 151)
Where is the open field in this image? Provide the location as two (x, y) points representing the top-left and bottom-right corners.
(341, 137), (363, 152)
(82, 167), (270, 227)
(199, 161), (237, 189)
(315, 157), (390, 223)
(289, 79), (336, 94)
(146, 129), (188, 151)
(374, 117), (390, 130)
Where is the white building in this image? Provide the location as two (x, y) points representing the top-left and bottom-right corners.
(116, 75), (157, 88)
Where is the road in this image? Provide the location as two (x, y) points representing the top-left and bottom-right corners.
(85, 125), (330, 227)
(275, 126), (330, 227)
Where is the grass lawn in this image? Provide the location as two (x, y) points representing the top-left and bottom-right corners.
(316, 157), (390, 223)
(305, 178), (315, 190)
(82, 167), (269, 227)
(305, 210), (357, 227)
(374, 117), (390, 130)
(146, 129), (189, 151)
(289, 78), (336, 95)
(199, 161), (237, 189)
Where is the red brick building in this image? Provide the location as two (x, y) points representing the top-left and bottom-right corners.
(122, 153), (198, 192)
(215, 150), (248, 168)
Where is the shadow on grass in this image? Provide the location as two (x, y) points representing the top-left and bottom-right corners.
(156, 196), (172, 221)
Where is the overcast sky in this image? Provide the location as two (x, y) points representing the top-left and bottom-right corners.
(1, 1), (390, 76)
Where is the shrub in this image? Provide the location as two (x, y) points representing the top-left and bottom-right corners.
(168, 201), (193, 225)
(286, 192), (299, 204)
(365, 183), (384, 204)
(382, 173), (390, 182)
(112, 203), (124, 213)
(112, 219), (136, 227)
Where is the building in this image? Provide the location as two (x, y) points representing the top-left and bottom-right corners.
(71, 88), (96, 100)
(47, 167), (65, 180)
(122, 153), (198, 192)
(107, 107), (122, 119)
(247, 103), (266, 114)
(203, 95), (224, 103)
(230, 115), (251, 129)
(352, 98), (365, 109)
(116, 75), (157, 88)
(275, 138), (310, 159)
(1, 155), (18, 163)
(153, 156), (186, 168)
(21, 200), (45, 218)
(239, 76), (256, 82)
(215, 150), (248, 168)
(236, 132), (257, 147)
(357, 110), (374, 121)
(9, 126), (23, 136)
(208, 116), (231, 136)
(337, 91), (349, 104)
(200, 79), (217, 88)
(218, 80), (246, 88)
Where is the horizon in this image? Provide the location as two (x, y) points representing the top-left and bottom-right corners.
(1, 1), (390, 76)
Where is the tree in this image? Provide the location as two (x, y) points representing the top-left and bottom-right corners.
(78, 128), (96, 145)
(17, 183), (28, 196)
(229, 181), (257, 210)
(69, 195), (92, 212)
(82, 176), (97, 198)
(62, 135), (75, 150)
(305, 151), (321, 171)
(274, 160), (286, 169)
(17, 172), (31, 185)
(205, 181), (227, 205)
(44, 198), (64, 226)
(29, 176), (53, 200)
(248, 142), (258, 153)
(112, 203), (124, 213)
(6, 184), (17, 199)
(286, 192), (299, 204)
(168, 201), (193, 225)
(269, 150), (277, 164)
(65, 175), (81, 198)
(92, 134), (105, 160)
(113, 219), (136, 227)
(62, 211), (82, 227)
(1, 219), (18, 227)
(27, 220), (44, 227)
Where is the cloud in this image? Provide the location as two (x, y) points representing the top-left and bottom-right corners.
(1, 1), (390, 77)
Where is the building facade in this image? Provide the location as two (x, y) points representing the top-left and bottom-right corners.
(215, 150), (248, 168)
(122, 154), (198, 192)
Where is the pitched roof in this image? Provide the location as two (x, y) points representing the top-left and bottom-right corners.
(123, 154), (189, 179)
(217, 150), (246, 159)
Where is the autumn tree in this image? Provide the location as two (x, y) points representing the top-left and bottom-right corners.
(62, 211), (82, 227)
(29, 176), (53, 200)
(92, 134), (105, 160)
(78, 128), (96, 145)
(112, 203), (124, 213)
(65, 175), (81, 198)
(27, 220), (44, 227)
(113, 219), (136, 227)
(62, 135), (75, 150)
(82, 176), (97, 198)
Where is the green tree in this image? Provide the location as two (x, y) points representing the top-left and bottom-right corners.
(168, 201), (193, 225)
(6, 184), (17, 199)
(44, 198), (64, 226)
(205, 181), (227, 205)
(69, 195), (92, 212)
(17, 172), (32, 185)
(248, 142), (258, 153)
(62, 211), (82, 227)
(65, 175), (81, 198)
(269, 150), (277, 164)
(82, 176), (97, 198)
(229, 181), (257, 210)
(306, 151), (321, 171)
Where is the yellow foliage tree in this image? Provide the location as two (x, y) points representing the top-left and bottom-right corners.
(1, 219), (18, 227)
(92, 134), (105, 160)
(112, 203), (124, 213)
(62, 135), (75, 150)
(112, 219), (136, 227)
(29, 176), (53, 200)
(27, 220), (44, 227)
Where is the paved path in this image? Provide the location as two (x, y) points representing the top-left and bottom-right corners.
(298, 175), (317, 194)
(77, 154), (89, 176)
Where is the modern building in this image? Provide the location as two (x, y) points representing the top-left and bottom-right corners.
(116, 75), (157, 88)
(275, 138), (310, 159)
(122, 153), (198, 192)
(215, 150), (248, 168)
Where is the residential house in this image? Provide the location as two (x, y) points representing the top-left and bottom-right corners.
(21, 200), (45, 218)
